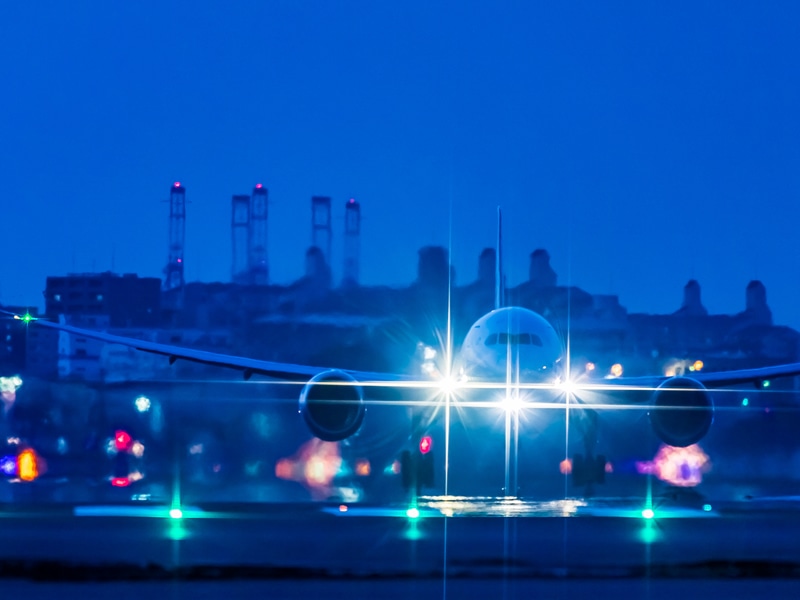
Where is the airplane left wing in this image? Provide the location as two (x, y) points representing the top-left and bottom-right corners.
(605, 362), (800, 391)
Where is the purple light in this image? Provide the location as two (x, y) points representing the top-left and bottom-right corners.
(348, 198), (355, 204)
(255, 183), (263, 189)
(0, 455), (17, 476)
(173, 181), (181, 188)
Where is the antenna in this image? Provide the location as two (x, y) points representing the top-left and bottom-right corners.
(495, 206), (504, 310)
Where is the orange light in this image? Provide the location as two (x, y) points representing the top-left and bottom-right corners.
(17, 449), (38, 482)
(355, 459), (371, 477)
(559, 458), (572, 475)
(610, 363), (623, 378)
(275, 458), (293, 480)
(693, 360), (704, 372)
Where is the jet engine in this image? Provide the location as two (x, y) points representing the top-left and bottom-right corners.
(299, 370), (365, 442)
(649, 377), (714, 447)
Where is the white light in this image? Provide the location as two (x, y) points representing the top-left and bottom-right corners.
(406, 507), (420, 519)
(557, 378), (576, 395)
(134, 396), (151, 413)
(169, 508), (183, 519)
(423, 346), (437, 361)
(131, 441), (145, 458)
(437, 375), (459, 395)
(501, 393), (524, 413)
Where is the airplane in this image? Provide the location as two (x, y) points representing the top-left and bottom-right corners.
(7, 208), (800, 495)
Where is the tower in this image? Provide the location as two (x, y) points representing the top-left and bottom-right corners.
(248, 183), (269, 286)
(342, 198), (360, 286)
(164, 182), (186, 292)
(311, 196), (332, 269)
(231, 194), (250, 284)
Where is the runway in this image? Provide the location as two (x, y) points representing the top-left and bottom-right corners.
(1, 494), (799, 572)
(1, 494), (800, 598)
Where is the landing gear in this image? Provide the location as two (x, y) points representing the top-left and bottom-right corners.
(572, 407), (606, 490)
(571, 453), (607, 487)
(400, 449), (434, 496)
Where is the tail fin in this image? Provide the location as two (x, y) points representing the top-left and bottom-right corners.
(495, 206), (504, 310)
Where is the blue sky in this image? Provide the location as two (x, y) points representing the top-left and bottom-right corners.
(2, 2), (800, 327)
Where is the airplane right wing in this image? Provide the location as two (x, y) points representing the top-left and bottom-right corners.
(5, 311), (416, 384)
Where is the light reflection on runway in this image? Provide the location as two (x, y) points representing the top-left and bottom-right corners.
(322, 495), (723, 519)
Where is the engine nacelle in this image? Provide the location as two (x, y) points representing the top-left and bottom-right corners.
(299, 370), (365, 442)
(649, 377), (714, 447)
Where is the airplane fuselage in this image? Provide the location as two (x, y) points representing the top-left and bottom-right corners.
(456, 307), (564, 385)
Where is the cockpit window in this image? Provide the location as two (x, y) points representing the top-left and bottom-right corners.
(484, 333), (544, 347)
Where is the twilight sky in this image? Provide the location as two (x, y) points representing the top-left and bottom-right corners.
(2, 2), (800, 327)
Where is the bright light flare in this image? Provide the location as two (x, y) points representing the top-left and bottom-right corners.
(1, 376), (22, 411)
(134, 395), (151, 412)
(436, 374), (460, 396)
(17, 449), (38, 481)
(556, 378), (577, 395)
(641, 508), (655, 520)
(276, 439), (342, 497)
(169, 508), (183, 519)
(636, 444), (711, 487)
(501, 392), (524, 413)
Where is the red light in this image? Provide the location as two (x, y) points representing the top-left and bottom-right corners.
(255, 183), (263, 189)
(114, 430), (132, 452)
(173, 181), (181, 188)
(111, 477), (130, 487)
(419, 436), (432, 455)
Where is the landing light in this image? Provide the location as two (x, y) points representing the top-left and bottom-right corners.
(501, 393), (524, 413)
(406, 507), (420, 519)
(641, 508), (655, 520)
(437, 375), (459, 395)
(557, 378), (576, 395)
(169, 508), (183, 519)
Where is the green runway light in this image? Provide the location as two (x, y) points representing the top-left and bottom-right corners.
(641, 508), (655, 520)
(742, 397), (749, 407)
(406, 507), (420, 519)
(21, 313), (33, 323)
(639, 521), (659, 544)
(762, 380), (771, 388)
(703, 504), (712, 512)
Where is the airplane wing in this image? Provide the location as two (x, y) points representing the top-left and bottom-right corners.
(4, 311), (415, 383)
(600, 362), (800, 391)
